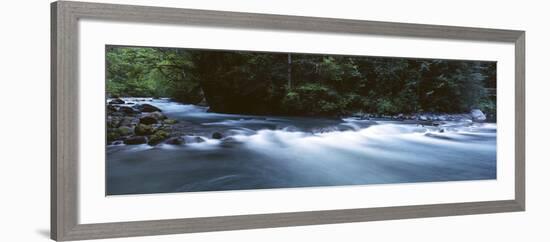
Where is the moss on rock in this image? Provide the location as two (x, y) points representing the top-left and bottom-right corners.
(148, 130), (170, 145)
(117, 126), (133, 136)
(106, 129), (122, 142)
(135, 124), (153, 135)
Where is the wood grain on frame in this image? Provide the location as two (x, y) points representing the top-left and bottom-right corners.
(51, 1), (526, 240)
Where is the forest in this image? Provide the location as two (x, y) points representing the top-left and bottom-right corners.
(106, 46), (496, 118)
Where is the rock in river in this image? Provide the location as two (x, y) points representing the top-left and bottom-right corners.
(107, 129), (122, 142)
(117, 126), (133, 136)
(124, 136), (147, 145)
(119, 106), (139, 115)
(146, 111), (167, 120)
(118, 116), (139, 127)
(148, 130), (170, 145)
(212, 132), (223, 139)
(135, 124), (154, 135)
(108, 98), (125, 105)
(470, 109), (486, 122)
(139, 116), (158, 125)
(135, 103), (162, 112)
(111, 140), (124, 145)
(165, 137), (184, 145)
(107, 104), (117, 113)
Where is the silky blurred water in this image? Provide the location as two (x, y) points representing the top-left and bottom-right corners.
(106, 98), (496, 195)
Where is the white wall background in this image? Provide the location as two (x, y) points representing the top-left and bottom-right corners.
(0, 0), (548, 241)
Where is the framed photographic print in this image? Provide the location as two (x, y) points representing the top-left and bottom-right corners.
(51, 1), (525, 241)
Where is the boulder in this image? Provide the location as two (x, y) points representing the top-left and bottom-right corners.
(119, 106), (139, 115)
(212, 132), (223, 139)
(124, 136), (147, 145)
(106, 116), (122, 128)
(107, 104), (117, 113)
(151, 123), (163, 130)
(117, 126), (133, 136)
(135, 104), (161, 112)
(165, 137), (184, 145)
(108, 98), (125, 105)
(148, 130), (170, 145)
(146, 111), (166, 120)
(470, 109), (486, 122)
(139, 116), (158, 125)
(110, 111), (124, 117)
(134, 124), (154, 135)
(111, 140), (124, 146)
(106, 129), (122, 142)
(118, 116), (138, 127)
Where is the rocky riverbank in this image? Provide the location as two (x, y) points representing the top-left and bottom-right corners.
(107, 98), (225, 146)
(106, 97), (490, 147)
(349, 108), (488, 122)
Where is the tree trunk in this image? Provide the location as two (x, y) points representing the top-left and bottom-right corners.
(287, 53), (292, 89)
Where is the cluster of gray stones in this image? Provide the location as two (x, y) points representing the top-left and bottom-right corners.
(106, 98), (227, 146)
(106, 98), (181, 146)
(351, 109), (487, 123)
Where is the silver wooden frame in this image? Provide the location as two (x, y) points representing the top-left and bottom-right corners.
(51, 1), (526, 241)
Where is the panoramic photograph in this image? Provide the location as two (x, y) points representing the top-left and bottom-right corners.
(105, 45), (497, 195)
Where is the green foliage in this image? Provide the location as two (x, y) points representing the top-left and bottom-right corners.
(280, 84), (344, 116)
(375, 98), (398, 114)
(106, 47), (160, 97)
(281, 91), (301, 113)
(415, 61), (487, 113)
(106, 46), (203, 102)
(106, 46), (497, 117)
(477, 97), (497, 121)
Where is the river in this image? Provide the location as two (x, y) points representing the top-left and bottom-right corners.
(106, 98), (496, 195)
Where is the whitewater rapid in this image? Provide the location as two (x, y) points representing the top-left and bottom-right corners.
(106, 98), (496, 195)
